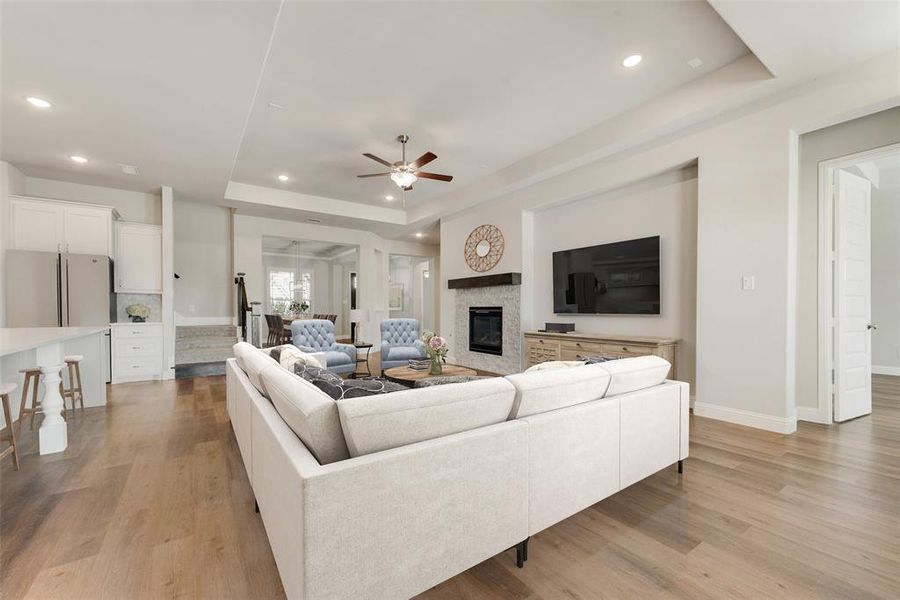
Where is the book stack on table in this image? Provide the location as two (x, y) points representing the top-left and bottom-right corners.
(408, 359), (431, 371)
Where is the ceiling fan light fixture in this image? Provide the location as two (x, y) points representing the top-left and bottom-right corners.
(390, 170), (417, 188)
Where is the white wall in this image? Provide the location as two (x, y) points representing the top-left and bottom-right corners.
(872, 182), (900, 373)
(24, 177), (161, 224)
(233, 214), (438, 345)
(796, 107), (900, 409)
(173, 200), (233, 324)
(0, 162), (26, 327)
(437, 51), (899, 433)
(530, 167), (698, 388)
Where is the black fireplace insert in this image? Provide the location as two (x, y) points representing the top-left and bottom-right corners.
(469, 306), (502, 356)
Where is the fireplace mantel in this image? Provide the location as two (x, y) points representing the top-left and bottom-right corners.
(447, 272), (521, 289)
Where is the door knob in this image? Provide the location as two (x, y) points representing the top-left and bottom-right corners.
(867, 324), (877, 330)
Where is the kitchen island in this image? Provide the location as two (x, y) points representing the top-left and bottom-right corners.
(0, 326), (108, 455)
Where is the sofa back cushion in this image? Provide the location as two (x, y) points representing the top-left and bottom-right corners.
(338, 377), (516, 457)
(233, 342), (279, 397)
(505, 363), (612, 419)
(601, 355), (671, 397)
(259, 363), (350, 465)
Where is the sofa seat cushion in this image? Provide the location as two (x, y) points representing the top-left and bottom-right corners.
(233, 342), (279, 397)
(338, 377), (516, 457)
(323, 350), (353, 366)
(259, 364), (350, 465)
(505, 363), (612, 419)
(385, 345), (426, 361)
(601, 355), (671, 397)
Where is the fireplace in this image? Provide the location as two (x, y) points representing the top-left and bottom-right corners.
(469, 307), (502, 356)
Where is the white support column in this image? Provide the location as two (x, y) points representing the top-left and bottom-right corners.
(36, 341), (66, 454)
(161, 186), (175, 379)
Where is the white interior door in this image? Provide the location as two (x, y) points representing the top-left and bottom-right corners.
(834, 170), (873, 422)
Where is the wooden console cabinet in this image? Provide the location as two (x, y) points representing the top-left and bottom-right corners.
(523, 331), (680, 379)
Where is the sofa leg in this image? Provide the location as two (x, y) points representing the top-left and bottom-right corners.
(677, 459), (683, 474)
(523, 537), (529, 562)
(516, 543), (524, 568)
(254, 500), (259, 513)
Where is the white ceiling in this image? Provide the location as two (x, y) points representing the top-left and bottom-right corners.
(2, 1), (897, 239)
(262, 236), (357, 258)
(232, 0), (748, 207)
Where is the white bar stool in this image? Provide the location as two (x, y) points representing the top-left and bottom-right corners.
(0, 383), (20, 470)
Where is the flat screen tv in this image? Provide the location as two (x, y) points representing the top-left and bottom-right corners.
(553, 236), (660, 315)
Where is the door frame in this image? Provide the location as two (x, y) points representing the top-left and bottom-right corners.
(816, 142), (900, 424)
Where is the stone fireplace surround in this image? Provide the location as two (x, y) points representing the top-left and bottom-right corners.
(452, 283), (521, 375)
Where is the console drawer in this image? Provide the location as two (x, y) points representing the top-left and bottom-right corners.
(114, 324), (162, 339)
(560, 340), (605, 360)
(525, 339), (560, 366)
(116, 338), (161, 358)
(599, 343), (654, 358)
(115, 356), (161, 378)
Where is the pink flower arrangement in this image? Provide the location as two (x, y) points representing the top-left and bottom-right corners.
(422, 331), (448, 360)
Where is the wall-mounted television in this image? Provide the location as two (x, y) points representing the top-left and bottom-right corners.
(553, 236), (660, 315)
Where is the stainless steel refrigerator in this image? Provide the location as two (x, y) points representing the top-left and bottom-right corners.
(6, 249), (115, 380)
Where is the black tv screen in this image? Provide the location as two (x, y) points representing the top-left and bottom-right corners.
(553, 236), (660, 315)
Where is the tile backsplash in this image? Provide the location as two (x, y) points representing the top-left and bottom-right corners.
(116, 293), (162, 323)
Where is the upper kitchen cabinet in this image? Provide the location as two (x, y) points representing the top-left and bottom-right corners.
(115, 222), (162, 293)
(10, 196), (115, 256)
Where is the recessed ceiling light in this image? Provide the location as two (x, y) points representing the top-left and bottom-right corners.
(385, 195), (395, 201)
(277, 174), (289, 182)
(120, 164), (138, 175)
(26, 96), (52, 108)
(622, 54), (643, 68)
(69, 155), (88, 164)
(415, 232), (424, 238)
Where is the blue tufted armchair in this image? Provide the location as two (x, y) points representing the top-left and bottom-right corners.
(380, 318), (427, 371)
(291, 319), (356, 375)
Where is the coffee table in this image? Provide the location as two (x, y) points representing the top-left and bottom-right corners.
(384, 364), (478, 386)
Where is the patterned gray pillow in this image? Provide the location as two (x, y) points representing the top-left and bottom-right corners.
(293, 362), (406, 400)
(582, 356), (622, 365)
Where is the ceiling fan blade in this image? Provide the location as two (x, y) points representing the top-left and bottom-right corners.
(416, 172), (453, 182)
(356, 173), (391, 178)
(363, 153), (393, 167)
(410, 151), (437, 169)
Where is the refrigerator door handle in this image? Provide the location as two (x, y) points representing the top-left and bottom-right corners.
(64, 258), (71, 326)
(57, 254), (63, 326)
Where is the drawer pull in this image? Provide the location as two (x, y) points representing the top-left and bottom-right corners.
(622, 347), (628, 351)
(132, 365), (140, 369)
(132, 346), (140, 350)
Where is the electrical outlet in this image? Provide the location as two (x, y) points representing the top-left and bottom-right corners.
(741, 275), (755, 291)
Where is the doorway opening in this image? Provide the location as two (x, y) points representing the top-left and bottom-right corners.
(818, 143), (900, 423)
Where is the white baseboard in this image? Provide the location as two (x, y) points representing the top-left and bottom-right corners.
(873, 365), (900, 376)
(693, 401), (797, 434)
(796, 405), (830, 424)
(175, 316), (235, 326)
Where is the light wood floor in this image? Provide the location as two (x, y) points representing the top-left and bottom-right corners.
(1, 375), (898, 599)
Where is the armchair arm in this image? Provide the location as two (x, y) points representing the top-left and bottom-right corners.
(333, 342), (356, 363)
(294, 344), (317, 354)
(381, 340), (391, 359)
(413, 339), (427, 357)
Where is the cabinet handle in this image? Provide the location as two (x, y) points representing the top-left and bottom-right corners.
(132, 347), (140, 350)
(57, 243), (61, 252)
(622, 347), (628, 352)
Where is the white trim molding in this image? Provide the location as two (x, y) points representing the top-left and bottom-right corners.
(796, 405), (830, 424)
(873, 365), (900, 376)
(693, 402), (798, 434)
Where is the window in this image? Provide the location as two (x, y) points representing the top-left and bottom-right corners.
(268, 270), (294, 314)
(298, 271), (312, 309)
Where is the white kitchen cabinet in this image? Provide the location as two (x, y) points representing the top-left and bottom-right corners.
(115, 222), (162, 293)
(10, 198), (66, 252)
(64, 205), (113, 255)
(10, 196), (115, 255)
(111, 322), (163, 383)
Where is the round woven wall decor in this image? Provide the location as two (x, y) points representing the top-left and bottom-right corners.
(464, 224), (505, 272)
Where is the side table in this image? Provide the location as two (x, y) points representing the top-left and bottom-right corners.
(351, 343), (374, 378)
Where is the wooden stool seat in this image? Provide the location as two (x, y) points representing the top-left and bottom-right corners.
(1, 383), (20, 470)
(64, 355), (84, 363)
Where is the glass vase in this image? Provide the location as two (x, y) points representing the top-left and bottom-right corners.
(429, 356), (443, 375)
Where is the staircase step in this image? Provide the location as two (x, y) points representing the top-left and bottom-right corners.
(175, 347), (234, 365)
(176, 325), (237, 339)
(175, 336), (237, 351)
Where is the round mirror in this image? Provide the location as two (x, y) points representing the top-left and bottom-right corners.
(475, 239), (491, 257)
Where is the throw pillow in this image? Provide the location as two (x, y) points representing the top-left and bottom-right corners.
(581, 356), (621, 365)
(267, 344), (325, 370)
(293, 362), (406, 400)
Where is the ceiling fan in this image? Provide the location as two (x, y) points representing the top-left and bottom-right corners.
(357, 134), (453, 191)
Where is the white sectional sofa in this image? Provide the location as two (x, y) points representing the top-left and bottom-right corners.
(226, 343), (689, 600)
